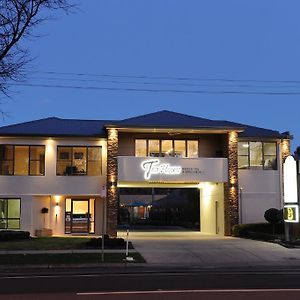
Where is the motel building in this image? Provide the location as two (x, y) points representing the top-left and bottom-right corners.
(0, 110), (292, 237)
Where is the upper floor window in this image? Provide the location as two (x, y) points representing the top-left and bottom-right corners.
(135, 139), (199, 158)
(0, 145), (45, 176)
(56, 146), (102, 176)
(238, 141), (277, 170)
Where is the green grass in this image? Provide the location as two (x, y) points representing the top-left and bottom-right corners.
(0, 253), (145, 265)
(0, 237), (92, 250)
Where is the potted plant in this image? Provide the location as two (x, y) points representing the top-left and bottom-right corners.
(35, 207), (53, 237)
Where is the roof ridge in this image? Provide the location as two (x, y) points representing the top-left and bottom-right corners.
(120, 109), (214, 122)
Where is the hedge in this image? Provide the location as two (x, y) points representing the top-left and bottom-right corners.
(232, 223), (284, 240)
(0, 230), (30, 241)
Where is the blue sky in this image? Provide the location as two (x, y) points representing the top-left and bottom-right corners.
(3, 0), (300, 148)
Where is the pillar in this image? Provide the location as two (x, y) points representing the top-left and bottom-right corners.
(224, 131), (239, 236)
(106, 128), (118, 237)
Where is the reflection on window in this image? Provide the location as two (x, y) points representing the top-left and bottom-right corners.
(0, 198), (21, 229)
(30, 146), (45, 175)
(161, 140), (173, 157)
(135, 140), (147, 157)
(57, 146), (101, 176)
(238, 141), (277, 170)
(0, 145), (13, 175)
(148, 140), (160, 157)
(250, 142), (263, 169)
(0, 145), (45, 176)
(88, 147), (102, 176)
(174, 140), (186, 157)
(263, 143), (277, 170)
(187, 141), (198, 158)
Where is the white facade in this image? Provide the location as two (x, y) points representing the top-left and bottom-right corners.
(0, 134), (287, 236)
(0, 137), (107, 236)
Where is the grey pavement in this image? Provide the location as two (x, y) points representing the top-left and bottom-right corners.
(0, 249), (136, 255)
(118, 228), (300, 268)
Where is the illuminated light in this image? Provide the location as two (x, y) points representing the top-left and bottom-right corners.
(141, 159), (182, 180)
(242, 144), (249, 148)
(283, 156), (298, 203)
(284, 204), (299, 223)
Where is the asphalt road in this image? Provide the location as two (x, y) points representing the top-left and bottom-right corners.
(1, 267), (300, 299)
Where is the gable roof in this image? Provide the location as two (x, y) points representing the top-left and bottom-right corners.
(0, 110), (290, 139)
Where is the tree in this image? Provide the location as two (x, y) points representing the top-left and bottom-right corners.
(0, 0), (75, 96)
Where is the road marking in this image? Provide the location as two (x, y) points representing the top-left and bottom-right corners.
(4, 269), (300, 279)
(77, 289), (300, 296)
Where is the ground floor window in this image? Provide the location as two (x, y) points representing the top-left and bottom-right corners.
(0, 198), (21, 229)
(65, 198), (95, 234)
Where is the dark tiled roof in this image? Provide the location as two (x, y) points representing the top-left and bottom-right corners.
(0, 117), (111, 137)
(112, 110), (243, 129)
(0, 110), (289, 139)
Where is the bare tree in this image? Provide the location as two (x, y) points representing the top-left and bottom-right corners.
(0, 0), (75, 96)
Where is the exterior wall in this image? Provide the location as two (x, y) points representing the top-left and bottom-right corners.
(0, 138), (107, 195)
(238, 142), (283, 224)
(0, 137), (107, 236)
(238, 170), (281, 223)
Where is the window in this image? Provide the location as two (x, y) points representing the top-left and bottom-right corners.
(250, 142), (263, 169)
(238, 141), (277, 170)
(135, 139), (199, 158)
(0, 145), (13, 175)
(57, 146), (101, 176)
(0, 199), (21, 229)
(187, 141), (198, 158)
(174, 140), (186, 157)
(0, 145), (45, 176)
(135, 140), (147, 157)
(30, 146), (45, 176)
(148, 140), (160, 157)
(263, 143), (277, 170)
(161, 140), (173, 157)
(88, 147), (102, 176)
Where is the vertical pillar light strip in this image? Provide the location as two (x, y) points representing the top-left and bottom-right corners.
(225, 131), (239, 236)
(106, 128), (118, 237)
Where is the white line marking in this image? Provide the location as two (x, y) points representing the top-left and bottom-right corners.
(77, 289), (300, 296)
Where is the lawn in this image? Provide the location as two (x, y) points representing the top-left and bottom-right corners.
(0, 253), (145, 265)
(0, 237), (121, 250)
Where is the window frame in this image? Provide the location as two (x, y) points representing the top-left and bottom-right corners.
(238, 141), (278, 170)
(0, 198), (21, 230)
(0, 145), (45, 176)
(135, 139), (199, 158)
(56, 146), (102, 176)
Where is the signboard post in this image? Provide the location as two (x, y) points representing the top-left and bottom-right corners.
(283, 156), (299, 241)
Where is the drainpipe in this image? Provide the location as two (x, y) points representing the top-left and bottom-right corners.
(239, 187), (243, 225)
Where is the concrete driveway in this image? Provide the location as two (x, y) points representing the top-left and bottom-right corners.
(118, 227), (300, 268)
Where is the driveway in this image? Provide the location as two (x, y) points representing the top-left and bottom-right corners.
(118, 227), (300, 268)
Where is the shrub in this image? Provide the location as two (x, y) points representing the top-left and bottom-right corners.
(86, 236), (133, 249)
(232, 223), (284, 240)
(264, 208), (282, 224)
(0, 230), (30, 241)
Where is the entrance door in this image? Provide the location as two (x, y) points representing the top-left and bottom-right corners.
(65, 199), (95, 234)
(71, 200), (89, 233)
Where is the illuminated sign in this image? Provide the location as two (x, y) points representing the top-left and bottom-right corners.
(141, 159), (182, 180)
(284, 204), (299, 223)
(283, 156), (298, 203)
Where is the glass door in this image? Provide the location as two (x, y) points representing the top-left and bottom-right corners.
(65, 199), (95, 234)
